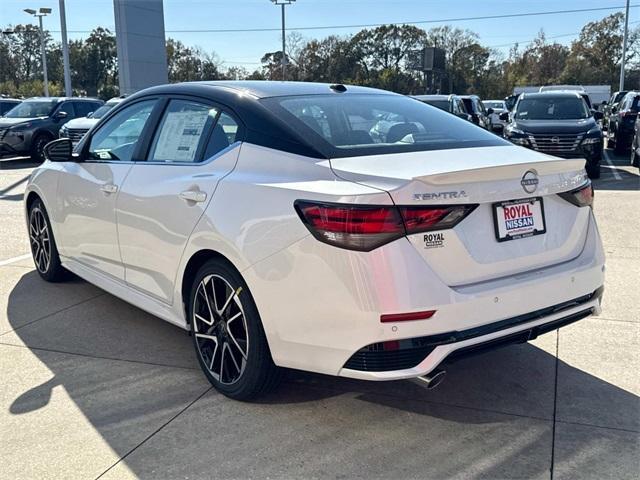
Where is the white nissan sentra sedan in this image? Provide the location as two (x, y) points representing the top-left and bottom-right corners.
(25, 81), (605, 400)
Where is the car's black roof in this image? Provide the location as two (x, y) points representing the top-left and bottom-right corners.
(135, 81), (395, 100)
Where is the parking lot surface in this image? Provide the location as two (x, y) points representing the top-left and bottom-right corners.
(0, 151), (638, 479)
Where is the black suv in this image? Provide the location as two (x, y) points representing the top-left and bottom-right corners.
(602, 90), (628, 131)
(412, 94), (472, 121)
(460, 95), (491, 129)
(501, 91), (604, 178)
(607, 91), (639, 154)
(0, 97), (103, 161)
(0, 98), (21, 116)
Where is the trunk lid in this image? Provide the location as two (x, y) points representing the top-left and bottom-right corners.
(330, 145), (590, 286)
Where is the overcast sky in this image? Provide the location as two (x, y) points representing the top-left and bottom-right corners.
(1, 0), (637, 70)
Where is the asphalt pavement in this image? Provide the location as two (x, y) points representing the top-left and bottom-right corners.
(0, 149), (638, 480)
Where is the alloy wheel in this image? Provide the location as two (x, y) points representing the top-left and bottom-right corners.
(29, 207), (51, 274)
(193, 274), (249, 385)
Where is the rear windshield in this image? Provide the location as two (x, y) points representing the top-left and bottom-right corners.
(261, 94), (507, 158)
(483, 101), (505, 110)
(515, 97), (590, 120)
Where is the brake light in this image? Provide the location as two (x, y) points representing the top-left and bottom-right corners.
(295, 201), (477, 251)
(558, 182), (593, 208)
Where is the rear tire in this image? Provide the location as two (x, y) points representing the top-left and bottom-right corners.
(31, 133), (53, 163)
(188, 258), (283, 401)
(28, 199), (68, 282)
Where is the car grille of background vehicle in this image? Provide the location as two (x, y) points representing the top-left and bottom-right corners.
(528, 133), (584, 157)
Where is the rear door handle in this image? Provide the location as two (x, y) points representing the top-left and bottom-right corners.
(179, 190), (207, 203)
(100, 183), (118, 194)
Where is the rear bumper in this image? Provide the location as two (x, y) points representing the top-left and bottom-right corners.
(340, 287), (602, 380)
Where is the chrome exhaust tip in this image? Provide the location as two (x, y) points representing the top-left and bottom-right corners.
(416, 368), (446, 390)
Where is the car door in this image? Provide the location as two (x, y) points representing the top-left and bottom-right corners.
(55, 98), (159, 279)
(116, 97), (242, 303)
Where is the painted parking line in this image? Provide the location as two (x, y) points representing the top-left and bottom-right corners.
(0, 253), (31, 267)
(602, 149), (622, 181)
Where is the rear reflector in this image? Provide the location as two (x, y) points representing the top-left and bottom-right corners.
(295, 200), (477, 251)
(380, 310), (436, 323)
(558, 182), (593, 208)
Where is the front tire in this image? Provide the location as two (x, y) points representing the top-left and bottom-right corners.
(585, 162), (601, 179)
(31, 133), (53, 163)
(188, 258), (282, 400)
(28, 199), (68, 282)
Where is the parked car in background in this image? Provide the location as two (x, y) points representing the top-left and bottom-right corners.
(461, 95), (491, 129)
(501, 91), (603, 178)
(606, 91), (639, 154)
(412, 94), (472, 121)
(602, 90), (628, 131)
(630, 116), (639, 171)
(59, 96), (126, 146)
(26, 81), (604, 400)
(0, 97), (104, 161)
(0, 98), (22, 116)
(483, 100), (507, 133)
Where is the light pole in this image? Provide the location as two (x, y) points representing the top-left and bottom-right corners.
(619, 0), (630, 91)
(24, 7), (52, 97)
(59, 0), (72, 96)
(270, 0), (296, 81)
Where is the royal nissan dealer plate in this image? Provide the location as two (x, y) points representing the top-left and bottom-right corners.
(493, 197), (546, 242)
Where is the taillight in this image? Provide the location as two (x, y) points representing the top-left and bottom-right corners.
(399, 205), (477, 234)
(295, 201), (477, 251)
(558, 182), (593, 208)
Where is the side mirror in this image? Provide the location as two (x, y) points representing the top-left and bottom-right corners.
(44, 138), (74, 162)
(611, 106), (618, 114)
(592, 110), (604, 120)
(487, 108), (494, 115)
(499, 111), (510, 121)
(86, 111), (94, 118)
(54, 111), (68, 120)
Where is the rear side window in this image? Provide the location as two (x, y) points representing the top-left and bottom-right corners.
(74, 101), (99, 117)
(261, 94), (507, 158)
(202, 112), (239, 160)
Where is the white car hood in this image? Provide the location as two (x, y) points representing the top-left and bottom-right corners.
(63, 117), (100, 130)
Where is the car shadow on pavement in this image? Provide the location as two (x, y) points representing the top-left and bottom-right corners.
(4, 269), (639, 479)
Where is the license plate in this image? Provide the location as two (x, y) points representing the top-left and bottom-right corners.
(493, 197), (546, 242)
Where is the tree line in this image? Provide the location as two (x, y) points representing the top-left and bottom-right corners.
(0, 12), (637, 100)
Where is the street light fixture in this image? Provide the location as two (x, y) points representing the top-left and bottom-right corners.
(270, 0), (296, 81)
(24, 7), (52, 97)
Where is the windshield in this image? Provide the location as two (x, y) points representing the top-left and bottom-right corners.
(261, 94), (507, 158)
(90, 104), (115, 119)
(515, 97), (590, 120)
(483, 101), (505, 110)
(4, 100), (57, 118)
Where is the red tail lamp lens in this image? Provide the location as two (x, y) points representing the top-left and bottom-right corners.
(295, 201), (477, 251)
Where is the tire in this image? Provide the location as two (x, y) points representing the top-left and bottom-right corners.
(188, 258), (283, 400)
(31, 133), (53, 163)
(28, 199), (68, 282)
(631, 137), (639, 167)
(585, 162), (601, 179)
(614, 134), (626, 155)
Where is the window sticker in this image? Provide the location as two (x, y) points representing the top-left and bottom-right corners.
(153, 109), (214, 162)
